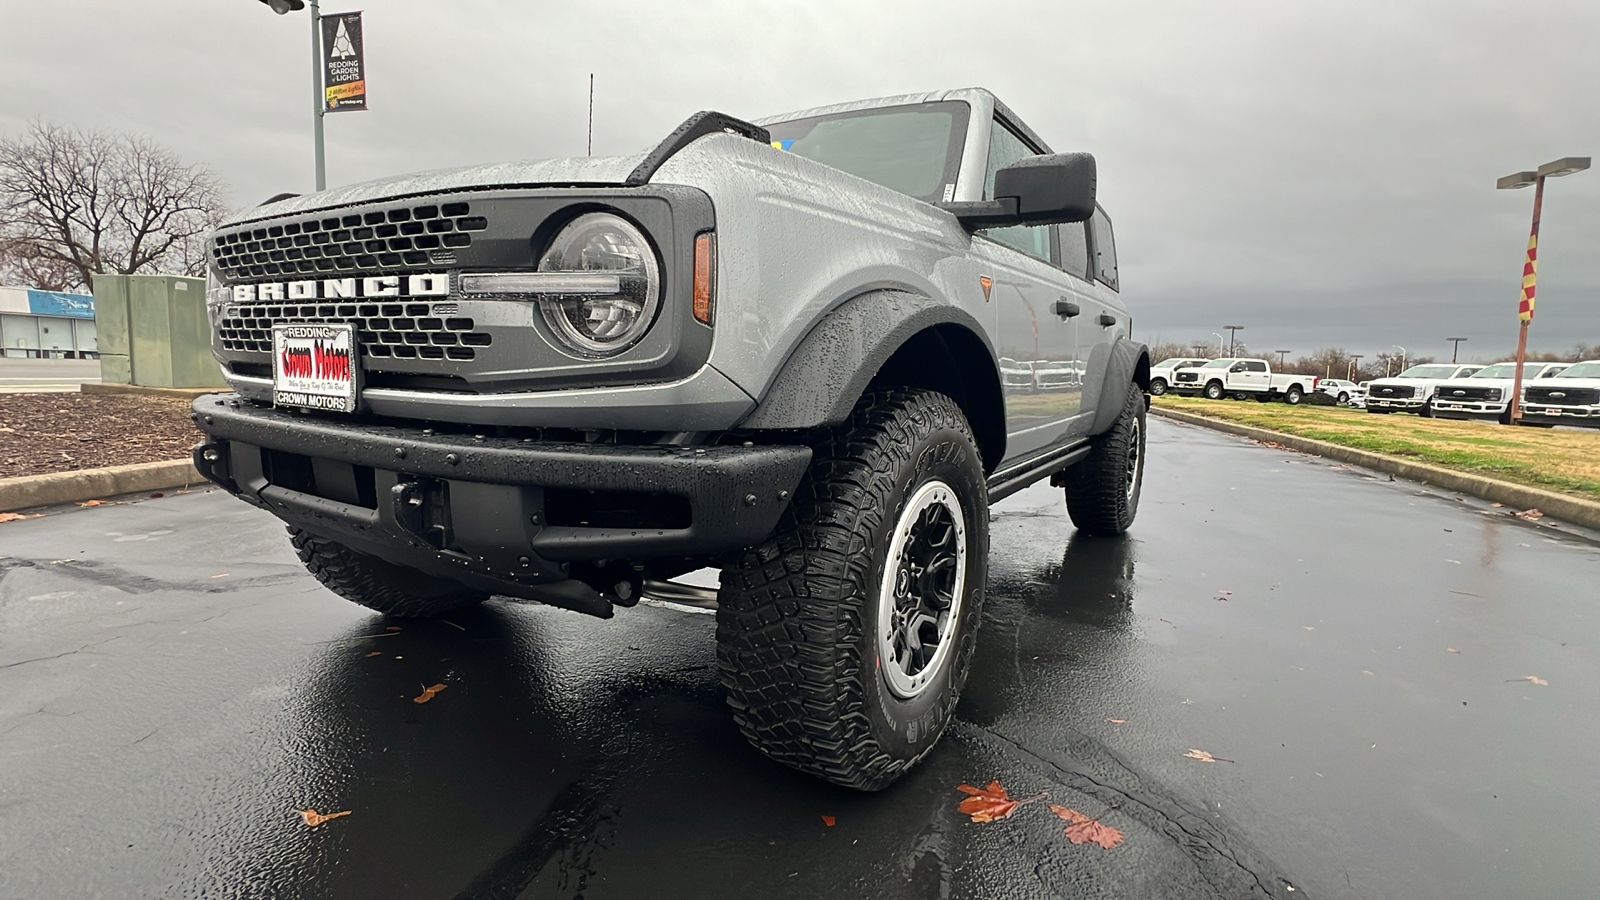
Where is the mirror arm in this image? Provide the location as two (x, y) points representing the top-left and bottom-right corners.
(936, 197), (1019, 231)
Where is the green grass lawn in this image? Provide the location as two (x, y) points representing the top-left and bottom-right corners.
(1153, 395), (1600, 500)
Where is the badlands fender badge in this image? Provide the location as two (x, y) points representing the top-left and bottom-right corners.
(979, 275), (993, 302)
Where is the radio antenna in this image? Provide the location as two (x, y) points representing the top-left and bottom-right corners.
(587, 73), (594, 156)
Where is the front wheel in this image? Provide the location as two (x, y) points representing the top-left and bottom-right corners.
(1149, 378), (1168, 396)
(716, 388), (988, 791)
(290, 528), (488, 617)
(1064, 381), (1147, 536)
(1203, 381), (1225, 400)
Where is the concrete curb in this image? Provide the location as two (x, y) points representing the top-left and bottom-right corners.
(81, 382), (222, 399)
(1150, 406), (1600, 531)
(0, 459), (203, 512)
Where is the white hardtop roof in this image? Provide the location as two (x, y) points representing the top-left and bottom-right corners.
(755, 87), (1053, 154)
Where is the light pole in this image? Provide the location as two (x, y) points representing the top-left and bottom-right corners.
(258, 0), (326, 192)
(1446, 337), (1467, 364)
(1276, 350), (1291, 366)
(1348, 355), (1363, 381)
(1392, 345), (1406, 374)
(1497, 156), (1590, 422)
(1212, 332), (1225, 356)
(1224, 325), (1244, 356)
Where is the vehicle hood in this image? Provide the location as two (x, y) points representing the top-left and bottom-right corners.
(221, 153), (648, 227)
(1367, 377), (1451, 387)
(1529, 376), (1600, 388)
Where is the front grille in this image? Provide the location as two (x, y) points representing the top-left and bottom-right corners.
(1371, 384), (1415, 399)
(1527, 386), (1599, 405)
(1438, 386), (1500, 402)
(1175, 371), (1199, 382)
(219, 299), (492, 361)
(210, 201), (488, 282)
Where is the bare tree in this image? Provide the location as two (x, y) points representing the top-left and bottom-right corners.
(0, 121), (227, 291)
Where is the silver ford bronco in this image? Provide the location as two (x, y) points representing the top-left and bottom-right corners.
(192, 88), (1149, 790)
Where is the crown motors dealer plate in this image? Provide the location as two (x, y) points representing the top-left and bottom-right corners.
(272, 323), (360, 413)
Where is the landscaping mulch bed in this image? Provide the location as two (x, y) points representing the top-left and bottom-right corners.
(0, 393), (202, 479)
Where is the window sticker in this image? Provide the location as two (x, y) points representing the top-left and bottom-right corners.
(942, 183), (955, 202)
(770, 139), (796, 151)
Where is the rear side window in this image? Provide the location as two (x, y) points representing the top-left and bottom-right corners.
(1247, 361), (1267, 372)
(1090, 207), (1118, 291)
(1057, 222), (1090, 280)
(981, 118), (1052, 262)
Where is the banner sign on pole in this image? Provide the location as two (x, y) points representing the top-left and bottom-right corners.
(320, 11), (367, 113)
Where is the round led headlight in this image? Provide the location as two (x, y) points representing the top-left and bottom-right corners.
(535, 212), (661, 358)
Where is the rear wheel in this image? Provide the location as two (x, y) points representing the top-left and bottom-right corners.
(1285, 386), (1304, 405)
(1064, 382), (1146, 536)
(716, 388), (988, 791)
(289, 528), (488, 617)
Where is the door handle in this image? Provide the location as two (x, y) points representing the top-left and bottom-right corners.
(1098, 313), (1117, 327)
(1053, 299), (1080, 318)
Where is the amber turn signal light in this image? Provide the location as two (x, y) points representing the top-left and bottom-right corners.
(693, 232), (716, 325)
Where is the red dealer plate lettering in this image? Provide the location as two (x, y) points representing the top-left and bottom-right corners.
(272, 323), (359, 413)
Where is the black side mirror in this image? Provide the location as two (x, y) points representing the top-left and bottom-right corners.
(939, 153), (1097, 231)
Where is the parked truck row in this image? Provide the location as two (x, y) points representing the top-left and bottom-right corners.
(1155, 357), (1321, 404)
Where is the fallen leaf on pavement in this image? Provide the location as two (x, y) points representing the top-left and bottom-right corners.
(1447, 647), (1460, 653)
(413, 683), (448, 703)
(1514, 508), (1544, 520)
(956, 780), (1046, 823)
(1513, 675), (1548, 686)
(149, 492), (164, 498)
(0, 513), (29, 523)
(1216, 590), (1232, 595)
(77, 499), (106, 507)
(821, 815), (836, 826)
(1049, 805), (1125, 849)
(299, 808), (352, 827)
(1184, 749), (1235, 763)
(1491, 502), (1504, 508)
(364, 652), (382, 658)
(1105, 718), (1126, 724)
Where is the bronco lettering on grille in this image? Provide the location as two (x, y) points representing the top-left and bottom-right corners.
(231, 273), (449, 303)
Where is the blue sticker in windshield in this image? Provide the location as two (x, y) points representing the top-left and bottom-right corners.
(769, 139), (795, 151)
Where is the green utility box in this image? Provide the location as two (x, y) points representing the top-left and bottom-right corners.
(91, 274), (132, 384)
(92, 274), (226, 389)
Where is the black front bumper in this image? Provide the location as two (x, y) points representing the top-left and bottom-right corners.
(191, 395), (811, 612)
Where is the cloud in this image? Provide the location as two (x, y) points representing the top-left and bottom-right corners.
(2, 0), (1595, 359)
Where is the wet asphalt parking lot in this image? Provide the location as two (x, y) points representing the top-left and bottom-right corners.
(2, 417), (1597, 899)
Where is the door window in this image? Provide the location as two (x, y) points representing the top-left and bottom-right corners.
(1247, 361), (1267, 373)
(1090, 207), (1118, 291)
(982, 119), (1052, 262)
(1058, 222), (1090, 280)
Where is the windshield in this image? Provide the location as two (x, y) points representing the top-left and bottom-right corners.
(1201, 359), (1234, 368)
(764, 101), (970, 203)
(1555, 361), (1600, 379)
(1396, 365), (1461, 379)
(1471, 364), (1524, 379)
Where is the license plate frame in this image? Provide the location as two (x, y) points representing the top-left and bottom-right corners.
(272, 323), (360, 413)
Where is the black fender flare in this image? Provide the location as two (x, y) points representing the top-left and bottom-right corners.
(1086, 338), (1151, 436)
(740, 290), (998, 431)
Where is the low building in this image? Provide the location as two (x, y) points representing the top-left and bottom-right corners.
(0, 286), (97, 358)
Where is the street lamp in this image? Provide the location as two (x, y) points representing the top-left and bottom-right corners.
(1446, 337), (1467, 364)
(1348, 354), (1363, 380)
(1497, 156), (1590, 422)
(1224, 325), (1244, 355)
(1276, 350), (1291, 366)
(256, 0), (326, 191)
(1212, 332), (1224, 356)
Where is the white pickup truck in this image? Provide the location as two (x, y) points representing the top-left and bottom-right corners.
(1174, 358), (1321, 404)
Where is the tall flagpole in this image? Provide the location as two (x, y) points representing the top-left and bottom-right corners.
(1507, 175), (1543, 423)
(310, 0), (326, 191)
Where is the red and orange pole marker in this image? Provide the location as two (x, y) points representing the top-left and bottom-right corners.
(1508, 175), (1544, 424)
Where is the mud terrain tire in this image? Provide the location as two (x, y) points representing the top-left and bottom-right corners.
(1063, 381), (1147, 536)
(290, 527), (488, 617)
(716, 389), (988, 791)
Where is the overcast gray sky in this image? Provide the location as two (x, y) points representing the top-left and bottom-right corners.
(3, 0), (1595, 362)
